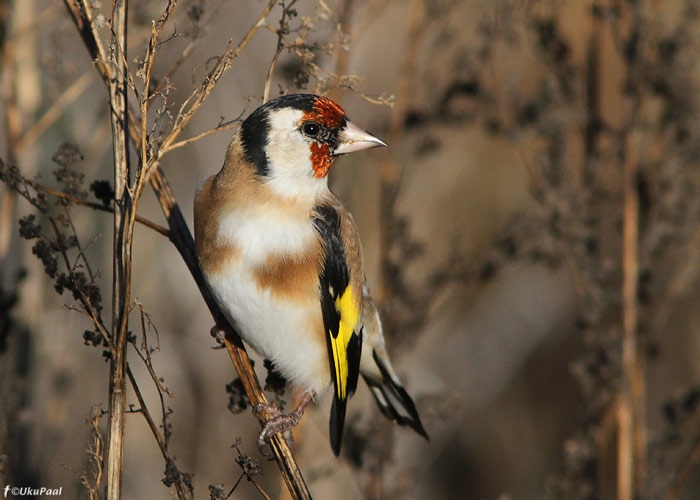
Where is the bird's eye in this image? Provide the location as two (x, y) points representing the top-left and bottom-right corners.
(302, 122), (321, 137)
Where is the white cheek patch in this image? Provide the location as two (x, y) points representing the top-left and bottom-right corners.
(266, 108), (309, 173)
(264, 108), (329, 199)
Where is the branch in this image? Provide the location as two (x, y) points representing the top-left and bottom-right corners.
(106, 1), (132, 499)
(162, 119), (241, 153)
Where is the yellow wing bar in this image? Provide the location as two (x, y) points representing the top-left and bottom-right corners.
(329, 287), (359, 400)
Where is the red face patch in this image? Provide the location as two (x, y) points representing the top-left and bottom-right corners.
(302, 96), (347, 178)
(310, 142), (334, 178)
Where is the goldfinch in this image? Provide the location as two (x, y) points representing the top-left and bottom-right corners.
(194, 93), (427, 456)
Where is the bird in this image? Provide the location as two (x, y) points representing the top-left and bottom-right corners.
(194, 93), (428, 456)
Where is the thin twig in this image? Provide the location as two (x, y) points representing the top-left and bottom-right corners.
(82, 406), (105, 500)
(45, 204), (113, 354)
(129, 0), (179, 229)
(618, 4), (648, 498)
(263, 0), (297, 102)
(327, 0), (354, 103)
(63, 0), (113, 87)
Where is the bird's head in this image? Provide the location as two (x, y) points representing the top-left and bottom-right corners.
(237, 94), (386, 196)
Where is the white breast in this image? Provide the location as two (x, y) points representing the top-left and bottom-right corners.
(218, 206), (313, 262)
(207, 204), (330, 393)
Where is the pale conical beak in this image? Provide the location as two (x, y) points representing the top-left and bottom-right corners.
(334, 120), (387, 154)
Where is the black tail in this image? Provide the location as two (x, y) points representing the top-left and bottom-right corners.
(328, 331), (362, 456)
(329, 394), (347, 456)
(363, 350), (428, 439)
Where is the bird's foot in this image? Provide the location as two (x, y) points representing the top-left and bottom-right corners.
(254, 403), (301, 454)
(209, 324), (229, 349)
(253, 393), (314, 455)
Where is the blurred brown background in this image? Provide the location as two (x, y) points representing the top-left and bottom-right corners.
(2, 0), (700, 498)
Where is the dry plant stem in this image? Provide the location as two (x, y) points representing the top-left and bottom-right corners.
(106, 0), (132, 499)
(0, 190), (12, 258)
(165, 120), (240, 152)
(50, 214), (112, 349)
(249, 479), (274, 500)
(618, 4), (648, 497)
(223, 334), (311, 500)
(150, 0), (228, 97)
(619, 130), (645, 500)
(83, 406), (105, 500)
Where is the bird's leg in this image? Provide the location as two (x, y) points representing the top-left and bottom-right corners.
(209, 324), (228, 348)
(254, 391), (315, 454)
(209, 322), (314, 453)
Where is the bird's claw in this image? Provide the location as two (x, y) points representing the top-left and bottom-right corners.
(209, 325), (228, 348)
(254, 403), (303, 456)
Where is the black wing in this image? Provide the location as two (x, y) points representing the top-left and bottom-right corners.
(313, 204), (362, 456)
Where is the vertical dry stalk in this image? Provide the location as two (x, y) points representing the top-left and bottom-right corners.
(619, 129), (645, 500)
(617, 3), (649, 498)
(106, 1), (131, 499)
